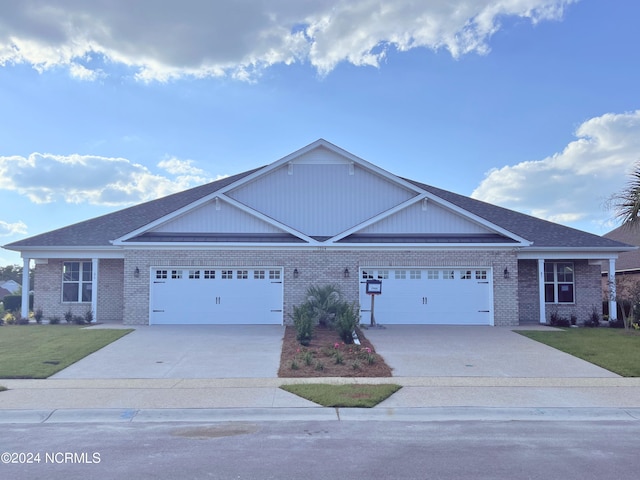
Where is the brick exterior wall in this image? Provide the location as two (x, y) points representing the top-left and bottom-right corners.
(121, 248), (520, 326)
(518, 259), (603, 325)
(33, 259), (123, 322)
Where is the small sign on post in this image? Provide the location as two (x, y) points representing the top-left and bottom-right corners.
(365, 279), (382, 326)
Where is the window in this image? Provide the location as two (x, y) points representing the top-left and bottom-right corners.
(362, 270), (373, 280)
(427, 270), (439, 280)
(221, 270), (233, 280)
(269, 270), (281, 280)
(254, 270), (265, 280)
(377, 270), (389, 279)
(188, 270), (200, 279)
(156, 270), (168, 280)
(62, 261), (92, 302)
(204, 270), (215, 279)
(461, 270), (472, 280)
(476, 270), (488, 280)
(237, 270), (248, 279)
(395, 270), (406, 280)
(409, 270), (422, 280)
(171, 270), (182, 279)
(545, 262), (574, 303)
(443, 270), (455, 280)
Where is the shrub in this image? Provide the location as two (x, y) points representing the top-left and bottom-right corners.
(34, 308), (44, 324)
(3, 312), (16, 325)
(84, 309), (94, 324)
(2, 294), (34, 312)
(73, 315), (86, 325)
(584, 306), (600, 328)
(333, 350), (344, 365)
(549, 310), (570, 327)
(333, 302), (359, 344)
(48, 316), (61, 325)
(64, 309), (73, 323)
(292, 304), (314, 346)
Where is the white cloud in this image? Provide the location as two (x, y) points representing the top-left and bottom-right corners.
(0, 220), (28, 237)
(0, 0), (576, 81)
(471, 110), (640, 232)
(0, 153), (214, 206)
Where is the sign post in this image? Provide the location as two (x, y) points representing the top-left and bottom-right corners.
(365, 279), (382, 326)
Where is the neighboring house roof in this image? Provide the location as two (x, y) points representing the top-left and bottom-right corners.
(3, 139), (633, 254)
(603, 224), (640, 272)
(0, 287), (11, 299)
(0, 280), (20, 294)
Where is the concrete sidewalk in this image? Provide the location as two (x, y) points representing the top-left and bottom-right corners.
(2, 376), (640, 424)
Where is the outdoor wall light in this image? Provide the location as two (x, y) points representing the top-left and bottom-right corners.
(344, 267), (350, 278)
(293, 268), (299, 279)
(134, 267), (140, 278)
(503, 268), (509, 279)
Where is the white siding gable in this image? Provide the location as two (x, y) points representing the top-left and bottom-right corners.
(151, 198), (284, 234)
(226, 146), (417, 236)
(358, 200), (493, 235)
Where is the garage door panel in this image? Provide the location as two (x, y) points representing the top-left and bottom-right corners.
(359, 268), (493, 325)
(150, 268), (283, 325)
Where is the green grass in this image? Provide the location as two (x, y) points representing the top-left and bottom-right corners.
(517, 328), (640, 377)
(281, 383), (402, 407)
(0, 325), (132, 379)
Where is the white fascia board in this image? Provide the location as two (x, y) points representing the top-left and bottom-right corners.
(120, 243), (518, 251)
(217, 195), (316, 243)
(517, 248), (633, 260)
(215, 139), (425, 198)
(112, 193), (314, 245)
(11, 246), (124, 260)
(328, 192), (531, 246)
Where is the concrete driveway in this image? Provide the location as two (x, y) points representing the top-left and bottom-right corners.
(364, 325), (620, 378)
(51, 325), (285, 379)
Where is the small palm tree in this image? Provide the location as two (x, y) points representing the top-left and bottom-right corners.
(611, 161), (640, 227)
(305, 284), (342, 326)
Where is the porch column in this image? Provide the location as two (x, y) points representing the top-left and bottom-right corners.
(609, 258), (617, 321)
(91, 258), (99, 322)
(21, 257), (30, 320)
(538, 259), (546, 324)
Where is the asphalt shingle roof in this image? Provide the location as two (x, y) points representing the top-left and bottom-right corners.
(3, 165), (632, 252)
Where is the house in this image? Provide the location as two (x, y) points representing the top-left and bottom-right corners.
(602, 225), (640, 279)
(3, 139), (633, 326)
(1, 279), (20, 294)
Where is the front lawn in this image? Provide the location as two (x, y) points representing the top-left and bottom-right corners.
(280, 383), (401, 408)
(517, 328), (640, 377)
(0, 325), (132, 379)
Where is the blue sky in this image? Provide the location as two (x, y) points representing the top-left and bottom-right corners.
(1, 0), (640, 265)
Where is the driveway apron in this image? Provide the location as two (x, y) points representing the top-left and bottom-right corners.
(363, 325), (620, 378)
(51, 325), (285, 379)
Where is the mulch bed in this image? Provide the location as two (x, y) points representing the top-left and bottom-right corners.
(278, 325), (393, 377)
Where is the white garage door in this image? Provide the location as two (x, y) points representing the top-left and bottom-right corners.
(149, 267), (283, 325)
(359, 268), (493, 325)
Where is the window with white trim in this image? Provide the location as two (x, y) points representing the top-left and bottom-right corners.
(443, 270), (455, 280)
(461, 270), (472, 280)
(254, 270), (265, 280)
(189, 270), (200, 279)
(362, 270), (373, 280)
(204, 270), (215, 279)
(544, 262), (574, 303)
(221, 270), (233, 280)
(377, 270), (389, 279)
(156, 270), (168, 280)
(475, 270), (488, 280)
(410, 270), (422, 280)
(395, 270), (407, 280)
(62, 261), (92, 302)
(171, 270), (182, 279)
(427, 270), (439, 280)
